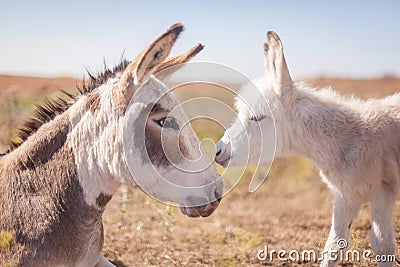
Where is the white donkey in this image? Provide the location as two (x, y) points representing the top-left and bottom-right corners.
(0, 23), (222, 267)
(215, 31), (399, 266)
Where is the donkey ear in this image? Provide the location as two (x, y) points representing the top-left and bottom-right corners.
(154, 43), (204, 80)
(134, 23), (184, 85)
(264, 31), (292, 95)
(114, 23), (183, 111)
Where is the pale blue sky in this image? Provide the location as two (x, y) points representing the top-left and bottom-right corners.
(1, 1), (399, 80)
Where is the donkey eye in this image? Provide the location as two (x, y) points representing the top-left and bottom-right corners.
(249, 114), (266, 122)
(155, 117), (179, 130)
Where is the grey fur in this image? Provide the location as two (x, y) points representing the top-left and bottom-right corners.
(0, 113), (108, 266)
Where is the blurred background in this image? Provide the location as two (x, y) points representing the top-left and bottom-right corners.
(1, 1), (400, 266)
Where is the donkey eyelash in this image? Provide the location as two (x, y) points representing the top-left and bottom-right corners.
(249, 114), (266, 122)
(154, 117), (179, 130)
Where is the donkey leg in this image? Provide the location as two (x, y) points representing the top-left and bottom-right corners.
(320, 193), (363, 267)
(96, 254), (116, 267)
(370, 190), (396, 267)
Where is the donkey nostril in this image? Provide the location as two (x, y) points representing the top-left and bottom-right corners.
(215, 148), (222, 157)
(214, 189), (222, 203)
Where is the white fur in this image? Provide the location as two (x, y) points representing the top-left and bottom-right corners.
(68, 77), (127, 207)
(216, 31), (399, 267)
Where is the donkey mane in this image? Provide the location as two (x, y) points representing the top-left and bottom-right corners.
(5, 58), (130, 153)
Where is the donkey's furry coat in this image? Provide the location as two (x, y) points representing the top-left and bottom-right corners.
(216, 31), (399, 267)
(0, 23), (222, 267)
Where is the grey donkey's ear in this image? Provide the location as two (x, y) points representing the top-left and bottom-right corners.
(114, 23), (184, 111)
(154, 43), (204, 80)
(264, 31), (293, 95)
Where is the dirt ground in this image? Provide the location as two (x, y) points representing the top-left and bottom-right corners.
(1, 75), (400, 266)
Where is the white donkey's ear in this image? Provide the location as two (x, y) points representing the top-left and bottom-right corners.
(114, 23), (183, 111)
(154, 43), (204, 80)
(264, 31), (293, 95)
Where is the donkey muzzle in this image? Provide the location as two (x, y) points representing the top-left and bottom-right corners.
(180, 187), (222, 218)
(214, 140), (231, 168)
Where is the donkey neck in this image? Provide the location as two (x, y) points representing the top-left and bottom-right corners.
(67, 83), (128, 207)
(281, 83), (363, 171)
(0, 111), (108, 265)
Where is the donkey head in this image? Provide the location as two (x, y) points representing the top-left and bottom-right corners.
(71, 24), (222, 217)
(215, 31), (293, 168)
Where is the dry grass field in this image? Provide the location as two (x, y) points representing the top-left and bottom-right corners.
(1, 74), (400, 266)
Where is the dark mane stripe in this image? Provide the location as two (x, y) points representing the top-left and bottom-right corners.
(9, 92), (73, 149)
(6, 58), (130, 153)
